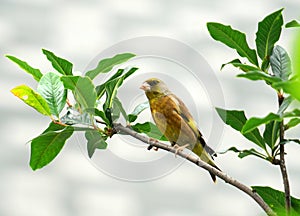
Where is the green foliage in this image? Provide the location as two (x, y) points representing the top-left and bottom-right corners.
(128, 101), (149, 123)
(9, 49), (140, 169)
(285, 20), (300, 28)
(215, 108), (265, 148)
(30, 123), (74, 170)
(236, 71), (282, 85)
(221, 59), (260, 72)
(61, 76), (97, 109)
(207, 22), (258, 66)
(42, 49), (73, 75)
(85, 130), (107, 158)
(11, 85), (51, 116)
(210, 9), (300, 214)
(37, 72), (67, 118)
(6, 55), (43, 81)
(241, 113), (281, 134)
(252, 186), (300, 215)
(255, 9), (283, 62)
(86, 53), (135, 79)
(270, 45), (292, 81)
(131, 122), (167, 141)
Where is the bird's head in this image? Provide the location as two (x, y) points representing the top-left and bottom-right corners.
(140, 78), (171, 100)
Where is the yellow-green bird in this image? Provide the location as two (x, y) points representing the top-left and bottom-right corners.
(140, 78), (220, 182)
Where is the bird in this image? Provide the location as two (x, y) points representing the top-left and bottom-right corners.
(140, 78), (220, 182)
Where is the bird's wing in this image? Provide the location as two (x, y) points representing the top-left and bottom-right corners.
(169, 94), (216, 157)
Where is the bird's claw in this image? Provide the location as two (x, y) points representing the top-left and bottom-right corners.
(148, 138), (159, 151)
(173, 144), (189, 157)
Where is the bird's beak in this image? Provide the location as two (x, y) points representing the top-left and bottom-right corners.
(140, 82), (150, 91)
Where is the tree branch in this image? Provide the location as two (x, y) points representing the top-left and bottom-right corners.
(278, 93), (291, 214)
(113, 123), (276, 216)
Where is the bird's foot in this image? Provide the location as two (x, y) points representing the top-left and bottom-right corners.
(148, 138), (159, 151)
(173, 144), (189, 157)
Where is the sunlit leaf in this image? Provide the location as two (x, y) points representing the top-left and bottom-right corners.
(272, 77), (300, 102)
(11, 85), (51, 116)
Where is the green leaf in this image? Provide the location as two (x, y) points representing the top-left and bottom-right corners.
(42, 122), (66, 134)
(42, 49), (73, 75)
(207, 22), (258, 66)
(270, 45), (292, 81)
(261, 58), (270, 72)
(11, 85), (51, 116)
(272, 78), (300, 101)
(128, 101), (150, 123)
(263, 121), (280, 149)
(285, 118), (300, 130)
(103, 77), (124, 111)
(278, 96), (293, 115)
(86, 53), (135, 80)
(242, 113), (281, 134)
(6, 55), (43, 81)
(85, 130), (107, 158)
(60, 109), (92, 126)
(255, 9), (284, 61)
(112, 97), (128, 122)
(252, 186), (300, 215)
(122, 67), (138, 79)
(95, 67), (138, 99)
(128, 115), (138, 123)
(37, 72), (67, 118)
(61, 76), (97, 109)
(30, 126), (74, 170)
(283, 109), (300, 118)
(221, 59), (260, 72)
(237, 71), (282, 84)
(220, 147), (266, 160)
(95, 69), (124, 99)
(131, 122), (167, 141)
(85, 108), (110, 125)
(216, 108), (265, 148)
(285, 20), (300, 28)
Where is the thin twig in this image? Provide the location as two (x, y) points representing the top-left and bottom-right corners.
(278, 93), (291, 214)
(113, 123), (276, 216)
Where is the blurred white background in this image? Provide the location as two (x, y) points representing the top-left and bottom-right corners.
(1, 0), (300, 215)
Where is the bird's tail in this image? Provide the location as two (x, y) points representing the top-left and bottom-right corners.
(192, 142), (221, 183)
(207, 160), (221, 183)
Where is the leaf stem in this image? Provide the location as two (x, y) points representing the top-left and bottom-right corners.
(114, 123), (276, 216)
